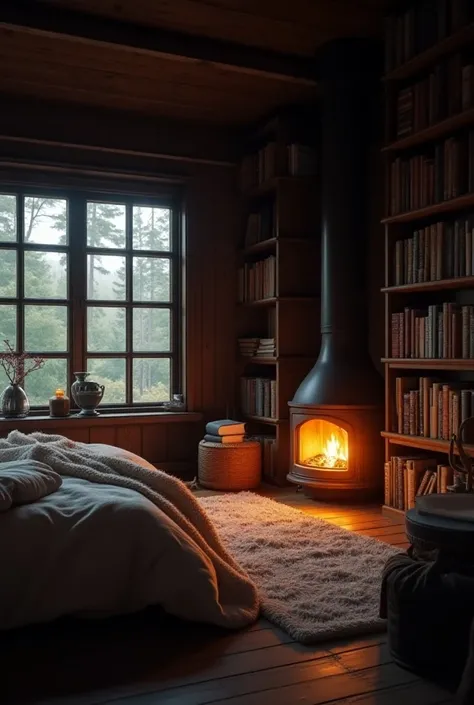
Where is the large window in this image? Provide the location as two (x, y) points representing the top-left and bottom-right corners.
(0, 188), (182, 410)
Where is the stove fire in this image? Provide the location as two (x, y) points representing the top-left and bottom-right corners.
(298, 419), (348, 471)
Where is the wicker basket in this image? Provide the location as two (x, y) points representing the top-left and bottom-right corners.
(198, 440), (261, 491)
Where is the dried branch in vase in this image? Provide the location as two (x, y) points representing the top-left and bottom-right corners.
(0, 340), (45, 386)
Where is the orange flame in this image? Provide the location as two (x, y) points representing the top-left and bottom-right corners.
(298, 419), (348, 471)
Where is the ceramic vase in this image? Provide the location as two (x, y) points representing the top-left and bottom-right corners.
(71, 372), (105, 417)
(1, 383), (30, 418)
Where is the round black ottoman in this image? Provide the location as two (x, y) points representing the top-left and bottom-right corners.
(381, 495), (474, 689)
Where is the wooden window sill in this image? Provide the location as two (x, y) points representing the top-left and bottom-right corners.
(0, 411), (203, 430)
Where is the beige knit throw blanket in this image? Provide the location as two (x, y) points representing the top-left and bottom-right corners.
(0, 431), (259, 628)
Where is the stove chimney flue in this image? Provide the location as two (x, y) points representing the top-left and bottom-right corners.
(292, 38), (383, 407)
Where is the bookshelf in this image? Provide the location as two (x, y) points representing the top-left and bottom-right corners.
(237, 113), (320, 484)
(383, 0), (474, 517)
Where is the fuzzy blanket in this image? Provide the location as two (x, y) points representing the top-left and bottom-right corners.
(0, 431), (259, 630)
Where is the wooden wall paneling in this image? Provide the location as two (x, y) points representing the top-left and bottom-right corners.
(89, 425), (117, 446)
(116, 425), (142, 455)
(166, 422), (200, 462)
(141, 423), (168, 463)
(62, 428), (91, 443)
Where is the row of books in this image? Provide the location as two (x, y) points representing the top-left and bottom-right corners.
(237, 256), (276, 303)
(384, 455), (454, 510)
(241, 376), (277, 420)
(391, 304), (474, 359)
(395, 55), (474, 138)
(389, 132), (474, 215)
(393, 216), (474, 284)
(395, 376), (474, 438)
(251, 434), (277, 480)
(385, 0), (472, 73)
(240, 142), (316, 192)
(238, 338), (276, 358)
(244, 204), (275, 248)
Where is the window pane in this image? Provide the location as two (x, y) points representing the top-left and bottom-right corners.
(24, 358), (68, 407)
(0, 249), (16, 298)
(24, 197), (67, 245)
(0, 305), (16, 349)
(87, 202), (126, 249)
(87, 307), (126, 352)
(86, 359), (126, 404)
(24, 306), (68, 352)
(133, 206), (170, 251)
(87, 254), (125, 300)
(24, 251), (67, 299)
(133, 358), (170, 403)
(0, 194), (17, 242)
(133, 308), (170, 352)
(133, 257), (170, 302)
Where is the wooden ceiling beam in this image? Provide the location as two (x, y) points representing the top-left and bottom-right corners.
(0, 0), (318, 86)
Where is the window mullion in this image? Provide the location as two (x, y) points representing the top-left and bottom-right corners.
(69, 196), (87, 390)
(126, 204), (133, 405)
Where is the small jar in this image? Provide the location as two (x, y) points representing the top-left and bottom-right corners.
(49, 389), (70, 417)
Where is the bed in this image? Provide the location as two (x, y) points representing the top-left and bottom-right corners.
(0, 433), (259, 631)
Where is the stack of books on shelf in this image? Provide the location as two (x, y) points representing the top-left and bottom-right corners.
(395, 54), (474, 139)
(393, 215), (474, 284)
(204, 419), (246, 444)
(237, 256), (276, 303)
(255, 338), (276, 357)
(389, 131), (474, 215)
(395, 376), (474, 438)
(385, 1), (473, 73)
(241, 376), (277, 419)
(250, 434), (277, 478)
(391, 303), (474, 358)
(384, 455), (454, 510)
(240, 141), (317, 191)
(238, 338), (260, 357)
(244, 204), (275, 247)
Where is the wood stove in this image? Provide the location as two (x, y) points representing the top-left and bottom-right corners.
(288, 39), (384, 498)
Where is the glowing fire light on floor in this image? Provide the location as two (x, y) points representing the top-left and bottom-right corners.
(298, 420), (348, 471)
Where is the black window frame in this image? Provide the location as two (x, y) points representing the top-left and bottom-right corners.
(0, 184), (183, 411)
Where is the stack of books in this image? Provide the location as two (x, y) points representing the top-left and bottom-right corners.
(204, 419), (246, 444)
(238, 338), (259, 357)
(255, 338), (276, 357)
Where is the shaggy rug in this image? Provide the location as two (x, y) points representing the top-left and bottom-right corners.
(200, 492), (402, 644)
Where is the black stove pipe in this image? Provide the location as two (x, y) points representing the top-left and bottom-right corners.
(293, 38), (383, 407)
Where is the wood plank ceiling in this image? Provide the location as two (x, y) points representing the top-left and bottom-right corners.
(0, 0), (396, 126)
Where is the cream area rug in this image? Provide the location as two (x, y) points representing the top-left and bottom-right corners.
(200, 492), (401, 644)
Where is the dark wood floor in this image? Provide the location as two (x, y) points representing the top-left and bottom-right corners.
(1, 488), (454, 705)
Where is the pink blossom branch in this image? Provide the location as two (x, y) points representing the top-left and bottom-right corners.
(0, 340), (45, 386)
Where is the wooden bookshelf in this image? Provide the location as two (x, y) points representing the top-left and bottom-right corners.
(383, 107), (474, 153)
(382, 432), (474, 457)
(382, 358), (474, 370)
(382, 276), (474, 294)
(237, 112), (319, 485)
(385, 22), (474, 82)
(382, 5), (474, 514)
(382, 193), (474, 225)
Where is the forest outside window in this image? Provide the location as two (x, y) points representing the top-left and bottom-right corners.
(0, 189), (181, 410)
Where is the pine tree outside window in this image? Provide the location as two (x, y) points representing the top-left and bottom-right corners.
(0, 188), (182, 410)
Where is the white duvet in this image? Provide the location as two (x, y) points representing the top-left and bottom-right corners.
(0, 432), (259, 631)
